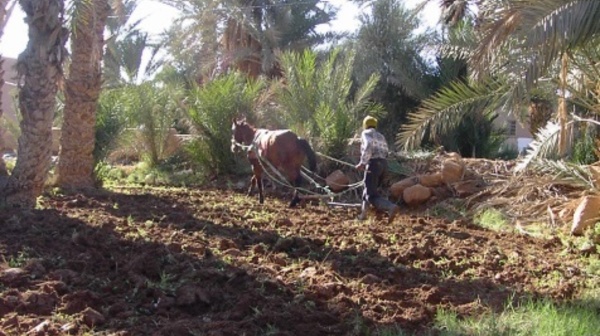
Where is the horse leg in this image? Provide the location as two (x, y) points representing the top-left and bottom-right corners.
(289, 172), (302, 208)
(247, 175), (256, 196)
(249, 160), (264, 204)
(257, 174), (264, 204)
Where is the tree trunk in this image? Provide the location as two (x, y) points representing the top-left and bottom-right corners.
(0, 0), (67, 207)
(527, 98), (553, 135)
(558, 52), (569, 156)
(56, 0), (110, 189)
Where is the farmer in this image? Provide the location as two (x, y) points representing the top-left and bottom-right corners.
(355, 115), (400, 223)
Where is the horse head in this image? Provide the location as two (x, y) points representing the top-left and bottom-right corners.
(231, 117), (254, 153)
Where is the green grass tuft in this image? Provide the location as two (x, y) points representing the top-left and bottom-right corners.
(474, 208), (511, 232)
(434, 297), (600, 336)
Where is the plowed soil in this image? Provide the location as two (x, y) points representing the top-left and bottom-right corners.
(0, 184), (593, 335)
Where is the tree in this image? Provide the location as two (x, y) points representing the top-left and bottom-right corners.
(102, 0), (147, 86)
(275, 48), (382, 164)
(186, 72), (266, 175)
(221, 0), (335, 78)
(56, 0), (111, 189)
(0, 0), (67, 206)
(352, 0), (436, 138)
(399, 0), (600, 163)
(159, 0), (336, 81)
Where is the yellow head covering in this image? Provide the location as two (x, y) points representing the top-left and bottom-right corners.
(363, 116), (377, 129)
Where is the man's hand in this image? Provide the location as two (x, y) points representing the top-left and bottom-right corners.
(355, 163), (366, 171)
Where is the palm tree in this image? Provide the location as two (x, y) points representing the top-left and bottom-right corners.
(352, 0), (436, 138)
(160, 0), (335, 80)
(56, 0), (111, 189)
(399, 0), (600, 164)
(0, 0), (67, 206)
(103, 0), (155, 87)
(221, 0), (335, 78)
(0, 0), (17, 176)
(275, 48), (382, 163)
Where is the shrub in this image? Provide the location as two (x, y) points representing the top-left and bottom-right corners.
(276, 48), (383, 170)
(94, 89), (129, 164)
(186, 72), (265, 175)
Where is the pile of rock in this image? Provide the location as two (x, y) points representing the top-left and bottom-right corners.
(569, 164), (600, 236)
(389, 152), (486, 207)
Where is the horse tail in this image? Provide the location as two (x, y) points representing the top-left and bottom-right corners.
(297, 138), (317, 172)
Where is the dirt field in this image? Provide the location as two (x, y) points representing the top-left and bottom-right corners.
(0, 184), (595, 335)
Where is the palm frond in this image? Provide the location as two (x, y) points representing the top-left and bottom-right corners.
(527, 158), (596, 189)
(472, 0), (600, 85)
(522, 0), (600, 83)
(514, 120), (566, 172)
(396, 79), (506, 150)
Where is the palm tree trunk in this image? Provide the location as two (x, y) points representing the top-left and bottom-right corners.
(0, 0), (67, 207)
(558, 52), (569, 157)
(56, 0), (110, 189)
(527, 98), (553, 135)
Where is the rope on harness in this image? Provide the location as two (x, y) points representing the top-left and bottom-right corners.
(300, 166), (364, 197)
(232, 139), (364, 199)
(315, 151), (357, 168)
(233, 140), (325, 196)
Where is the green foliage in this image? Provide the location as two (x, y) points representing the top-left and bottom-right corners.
(94, 89), (129, 164)
(354, 0), (434, 100)
(122, 83), (185, 167)
(276, 48), (383, 165)
(434, 297), (600, 336)
(95, 159), (203, 187)
(571, 128), (598, 165)
(435, 111), (509, 158)
(527, 159), (597, 190)
(186, 72), (265, 175)
(352, 0), (437, 139)
(496, 144), (519, 160)
(5, 248), (33, 268)
(159, 0), (336, 81)
(474, 208), (511, 232)
(103, 0), (153, 86)
(398, 79), (510, 151)
(94, 161), (127, 186)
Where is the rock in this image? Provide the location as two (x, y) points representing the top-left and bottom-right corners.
(81, 307), (105, 327)
(223, 248), (242, 257)
(558, 199), (579, 224)
(418, 173), (443, 188)
(441, 159), (464, 184)
(579, 242), (597, 256)
(326, 170), (350, 192)
(360, 274), (381, 284)
(590, 164), (600, 189)
(24, 259), (46, 279)
(390, 177), (419, 200)
(299, 267), (317, 279)
(175, 285), (210, 306)
(0, 268), (27, 287)
(450, 180), (486, 197)
(571, 196), (600, 235)
(403, 184), (432, 206)
(27, 320), (51, 335)
(430, 186), (453, 201)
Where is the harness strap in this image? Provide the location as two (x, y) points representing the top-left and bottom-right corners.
(232, 136), (364, 198)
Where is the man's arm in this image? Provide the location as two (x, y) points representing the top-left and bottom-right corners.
(356, 131), (371, 170)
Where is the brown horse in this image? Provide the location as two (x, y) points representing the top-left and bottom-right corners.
(231, 118), (317, 207)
